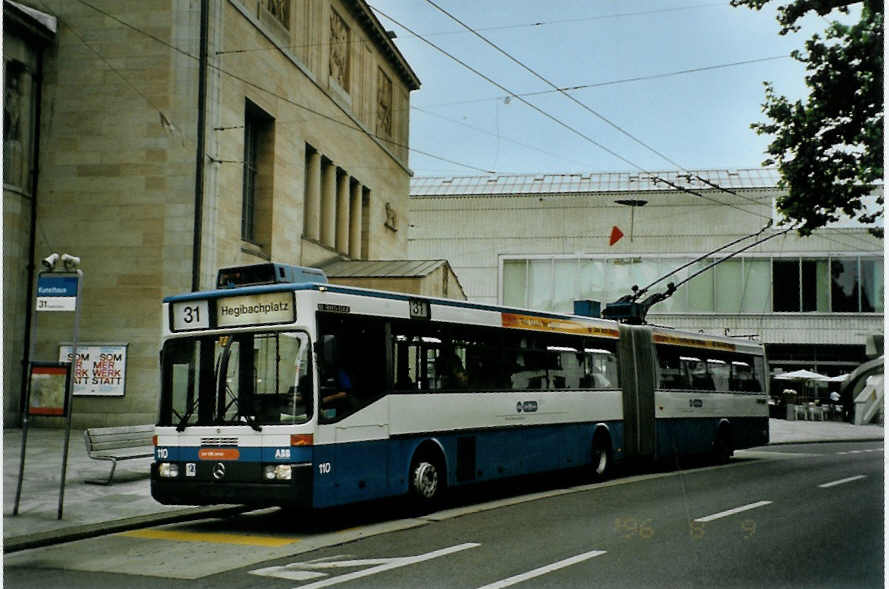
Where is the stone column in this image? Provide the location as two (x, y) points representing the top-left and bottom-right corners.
(320, 158), (336, 248)
(304, 149), (321, 240)
(349, 181), (362, 259)
(335, 170), (350, 253)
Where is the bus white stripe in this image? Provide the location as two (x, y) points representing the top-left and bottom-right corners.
(694, 500), (772, 522)
(476, 550), (607, 589)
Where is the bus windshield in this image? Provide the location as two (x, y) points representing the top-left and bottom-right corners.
(159, 330), (312, 429)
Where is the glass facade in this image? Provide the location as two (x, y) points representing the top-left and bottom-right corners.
(502, 256), (883, 315)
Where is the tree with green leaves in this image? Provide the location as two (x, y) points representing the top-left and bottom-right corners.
(731, 0), (883, 236)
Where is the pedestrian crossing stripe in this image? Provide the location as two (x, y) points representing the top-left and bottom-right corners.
(120, 529), (299, 547)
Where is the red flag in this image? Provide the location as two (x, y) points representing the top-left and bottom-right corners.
(609, 226), (624, 246)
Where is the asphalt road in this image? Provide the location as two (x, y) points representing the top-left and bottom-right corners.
(4, 441), (883, 588)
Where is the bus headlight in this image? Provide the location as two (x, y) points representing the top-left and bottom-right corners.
(159, 462), (179, 478)
(263, 465), (292, 481)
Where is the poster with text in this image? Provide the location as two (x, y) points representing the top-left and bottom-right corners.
(58, 343), (127, 397)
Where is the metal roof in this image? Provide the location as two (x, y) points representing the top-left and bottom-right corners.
(321, 259), (448, 278)
(411, 168), (782, 197)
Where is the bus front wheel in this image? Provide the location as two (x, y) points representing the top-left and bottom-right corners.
(409, 452), (445, 507)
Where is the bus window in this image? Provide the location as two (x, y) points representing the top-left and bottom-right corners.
(393, 334), (421, 391)
(251, 332), (311, 423)
(464, 342), (502, 390)
(317, 313), (386, 422)
(656, 349), (689, 390)
(161, 338), (210, 427)
(683, 356), (715, 391)
(731, 359), (764, 392)
(504, 334), (551, 390)
(548, 346), (578, 389)
(708, 359), (730, 392)
(583, 347), (619, 389)
(159, 331), (312, 429)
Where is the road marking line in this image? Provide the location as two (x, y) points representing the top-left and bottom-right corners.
(475, 550), (607, 589)
(250, 566), (326, 581)
(735, 450), (823, 458)
(694, 501), (773, 523)
(282, 543), (481, 589)
(119, 529), (298, 547)
(818, 475), (867, 488)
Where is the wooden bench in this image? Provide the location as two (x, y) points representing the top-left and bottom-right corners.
(83, 424), (155, 485)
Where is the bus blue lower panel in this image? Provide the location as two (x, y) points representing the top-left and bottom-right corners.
(311, 421), (624, 509)
(655, 417), (769, 459)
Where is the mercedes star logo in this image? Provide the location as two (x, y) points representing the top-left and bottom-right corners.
(212, 462), (226, 480)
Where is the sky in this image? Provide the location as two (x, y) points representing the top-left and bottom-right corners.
(367, 0), (850, 178)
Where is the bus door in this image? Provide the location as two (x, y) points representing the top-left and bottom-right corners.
(618, 325), (656, 460)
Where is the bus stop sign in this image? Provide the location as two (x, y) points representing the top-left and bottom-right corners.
(36, 275), (79, 311)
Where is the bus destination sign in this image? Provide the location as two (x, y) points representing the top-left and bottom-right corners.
(216, 292), (295, 327)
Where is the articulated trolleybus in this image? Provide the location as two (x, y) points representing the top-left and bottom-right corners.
(151, 262), (768, 509)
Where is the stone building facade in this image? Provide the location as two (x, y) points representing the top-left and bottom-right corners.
(408, 170), (884, 375)
(3, 0), (420, 427)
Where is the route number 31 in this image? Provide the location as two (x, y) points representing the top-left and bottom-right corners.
(173, 301), (209, 331)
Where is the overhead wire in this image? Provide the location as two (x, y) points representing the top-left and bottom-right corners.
(412, 106), (600, 169)
(418, 55), (790, 108)
(388, 2), (772, 220)
(215, 2), (727, 55)
(61, 0), (879, 238)
(415, 1), (797, 217)
(422, 0), (685, 170)
(371, 4), (770, 221)
(412, 1), (728, 36)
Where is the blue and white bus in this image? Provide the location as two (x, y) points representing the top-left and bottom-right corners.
(151, 263), (769, 509)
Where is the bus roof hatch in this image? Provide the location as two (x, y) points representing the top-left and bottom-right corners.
(216, 263), (328, 288)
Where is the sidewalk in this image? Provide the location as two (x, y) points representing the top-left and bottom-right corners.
(3, 427), (242, 552)
(3, 420), (883, 552)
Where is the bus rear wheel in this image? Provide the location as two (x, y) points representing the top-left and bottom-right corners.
(713, 428), (733, 464)
(591, 434), (612, 480)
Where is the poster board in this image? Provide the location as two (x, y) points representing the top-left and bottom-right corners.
(58, 343), (127, 397)
(28, 363), (71, 416)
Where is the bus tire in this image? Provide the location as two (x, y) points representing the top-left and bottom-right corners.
(591, 432), (612, 480)
(409, 450), (445, 508)
(713, 426), (733, 464)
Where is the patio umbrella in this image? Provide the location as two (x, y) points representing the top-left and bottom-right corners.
(826, 373), (850, 383)
(773, 369), (830, 382)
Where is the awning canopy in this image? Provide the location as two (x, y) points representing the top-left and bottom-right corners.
(773, 369), (830, 382)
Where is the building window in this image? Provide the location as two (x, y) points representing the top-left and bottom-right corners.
(3, 60), (29, 190)
(265, 0), (290, 29)
(831, 258), (860, 313)
(860, 258), (884, 312)
(376, 68), (392, 139)
(329, 9), (350, 91)
(500, 255), (882, 315)
(242, 100), (274, 245)
(801, 259), (830, 312)
(773, 260), (800, 312)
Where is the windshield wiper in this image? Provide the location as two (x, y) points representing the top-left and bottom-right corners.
(221, 393), (262, 432)
(175, 396), (199, 432)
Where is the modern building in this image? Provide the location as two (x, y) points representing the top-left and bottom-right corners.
(4, 0), (422, 427)
(408, 169), (884, 377)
